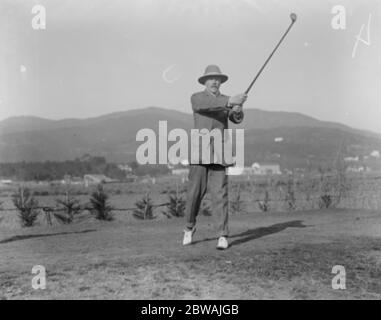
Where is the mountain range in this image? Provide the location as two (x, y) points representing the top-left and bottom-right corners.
(1, 107), (381, 169)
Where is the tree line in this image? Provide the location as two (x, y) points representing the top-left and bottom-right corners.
(0, 156), (170, 181)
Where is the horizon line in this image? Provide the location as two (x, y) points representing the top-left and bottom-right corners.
(0, 106), (380, 136)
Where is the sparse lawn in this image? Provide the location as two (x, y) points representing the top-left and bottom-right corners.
(0, 208), (380, 299)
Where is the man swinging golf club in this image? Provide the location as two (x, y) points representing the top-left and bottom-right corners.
(182, 14), (297, 249)
(182, 65), (247, 250)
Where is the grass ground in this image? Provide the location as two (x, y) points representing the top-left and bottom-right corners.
(0, 208), (380, 299)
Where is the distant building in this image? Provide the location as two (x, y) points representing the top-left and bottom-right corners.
(62, 175), (83, 185)
(346, 166), (371, 173)
(370, 150), (380, 158)
(124, 175), (137, 183)
(0, 179), (13, 184)
(172, 168), (189, 176)
(117, 164), (132, 172)
(227, 163), (282, 176)
(168, 158), (189, 169)
(252, 162), (281, 175)
(139, 175), (156, 184)
(171, 168), (189, 183)
(226, 167), (245, 176)
(84, 174), (114, 187)
(0, 179), (13, 186)
(344, 156), (359, 162)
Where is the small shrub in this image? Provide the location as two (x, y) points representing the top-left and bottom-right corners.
(54, 190), (82, 224)
(257, 190), (270, 212)
(276, 179), (286, 187)
(133, 192), (155, 220)
(12, 187), (40, 227)
(319, 194), (333, 209)
(166, 188), (186, 218)
(333, 148), (349, 206)
(318, 168), (334, 209)
(89, 184), (114, 221)
(43, 207), (53, 226)
(285, 176), (296, 211)
(0, 201), (3, 225)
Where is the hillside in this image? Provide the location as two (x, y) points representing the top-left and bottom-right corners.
(0, 107), (380, 168)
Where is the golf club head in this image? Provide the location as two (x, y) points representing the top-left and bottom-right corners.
(290, 13), (297, 22)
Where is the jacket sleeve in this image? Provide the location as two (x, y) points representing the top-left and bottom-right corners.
(191, 93), (229, 114)
(228, 109), (244, 124)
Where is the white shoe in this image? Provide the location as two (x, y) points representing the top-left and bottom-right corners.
(217, 237), (229, 250)
(183, 227), (196, 246)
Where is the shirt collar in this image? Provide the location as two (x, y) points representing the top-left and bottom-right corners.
(204, 88), (220, 97)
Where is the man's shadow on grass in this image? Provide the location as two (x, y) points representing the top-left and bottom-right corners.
(0, 229), (96, 244)
(192, 220), (308, 247)
(229, 220), (308, 247)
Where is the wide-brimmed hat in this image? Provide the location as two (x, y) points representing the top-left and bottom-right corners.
(198, 65), (228, 85)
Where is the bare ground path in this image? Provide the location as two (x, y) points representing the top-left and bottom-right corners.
(0, 209), (380, 299)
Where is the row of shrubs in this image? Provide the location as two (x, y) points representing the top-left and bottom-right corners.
(230, 171), (349, 213)
(6, 177), (348, 228)
(10, 184), (114, 227)
(6, 183), (194, 227)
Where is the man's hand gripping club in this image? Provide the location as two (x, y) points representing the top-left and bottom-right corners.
(228, 93), (247, 112)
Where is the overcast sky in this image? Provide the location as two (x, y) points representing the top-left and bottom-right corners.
(0, 0), (380, 132)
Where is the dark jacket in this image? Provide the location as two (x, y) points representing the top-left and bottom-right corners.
(189, 90), (244, 166)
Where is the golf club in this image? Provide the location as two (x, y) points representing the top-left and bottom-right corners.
(244, 13), (297, 95)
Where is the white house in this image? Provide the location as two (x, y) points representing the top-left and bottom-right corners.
(117, 164), (132, 172)
(0, 179), (13, 184)
(346, 166), (371, 173)
(344, 156), (359, 162)
(227, 163), (282, 176)
(252, 162), (282, 175)
(84, 174), (114, 187)
(172, 168), (189, 176)
(370, 150), (380, 158)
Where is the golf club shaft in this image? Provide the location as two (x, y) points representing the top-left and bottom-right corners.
(245, 19), (296, 95)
